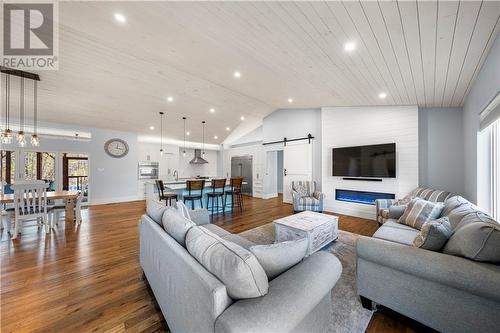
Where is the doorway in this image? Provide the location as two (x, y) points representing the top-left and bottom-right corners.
(63, 153), (89, 197)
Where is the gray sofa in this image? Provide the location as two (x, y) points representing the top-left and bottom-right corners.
(358, 196), (500, 333)
(140, 206), (342, 333)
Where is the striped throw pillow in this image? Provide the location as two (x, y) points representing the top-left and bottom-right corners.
(398, 198), (444, 230)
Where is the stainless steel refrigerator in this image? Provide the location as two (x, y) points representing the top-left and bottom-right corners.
(231, 155), (253, 195)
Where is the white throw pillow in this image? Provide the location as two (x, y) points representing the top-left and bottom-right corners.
(250, 238), (308, 280)
(162, 207), (195, 247)
(176, 201), (191, 220)
(186, 226), (269, 299)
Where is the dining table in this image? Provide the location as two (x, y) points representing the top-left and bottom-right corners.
(0, 190), (80, 223)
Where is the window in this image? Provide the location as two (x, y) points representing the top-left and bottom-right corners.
(1, 150), (16, 188)
(63, 153), (89, 196)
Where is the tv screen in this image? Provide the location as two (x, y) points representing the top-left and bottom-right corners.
(332, 143), (396, 178)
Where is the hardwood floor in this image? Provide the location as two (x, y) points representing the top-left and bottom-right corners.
(1, 195), (431, 333)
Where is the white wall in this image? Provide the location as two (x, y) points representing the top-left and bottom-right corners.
(277, 150), (283, 193)
(463, 34), (500, 204)
(419, 107), (464, 195)
(1, 121), (140, 205)
(321, 106), (419, 219)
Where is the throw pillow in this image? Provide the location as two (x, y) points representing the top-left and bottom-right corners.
(162, 207), (195, 247)
(443, 213), (500, 263)
(388, 204), (407, 219)
(294, 184), (308, 197)
(413, 217), (452, 251)
(146, 199), (168, 225)
(186, 226), (269, 299)
(250, 238), (308, 280)
(175, 201), (191, 220)
(398, 198), (444, 230)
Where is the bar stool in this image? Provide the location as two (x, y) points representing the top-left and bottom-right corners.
(206, 178), (226, 216)
(184, 180), (205, 209)
(224, 177), (244, 212)
(155, 180), (178, 206)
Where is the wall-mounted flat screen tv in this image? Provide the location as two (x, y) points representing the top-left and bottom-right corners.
(332, 143), (396, 178)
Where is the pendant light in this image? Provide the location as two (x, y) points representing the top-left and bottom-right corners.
(159, 111), (164, 155)
(1, 73), (12, 144)
(17, 76), (26, 147)
(31, 80), (39, 146)
(182, 117), (187, 157)
(201, 121), (206, 156)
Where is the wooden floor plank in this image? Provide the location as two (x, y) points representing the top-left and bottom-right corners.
(1, 195), (429, 332)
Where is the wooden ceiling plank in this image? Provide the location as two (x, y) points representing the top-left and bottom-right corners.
(440, 0), (482, 107)
(340, 1), (404, 105)
(451, 1), (500, 106)
(417, 0), (438, 107)
(359, 1), (412, 104)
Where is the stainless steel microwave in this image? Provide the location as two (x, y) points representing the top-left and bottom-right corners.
(138, 162), (159, 179)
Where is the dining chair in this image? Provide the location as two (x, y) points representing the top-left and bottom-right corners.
(50, 191), (85, 227)
(224, 177), (244, 212)
(11, 180), (49, 239)
(206, 178), (226, 216)
(155, 180), (178, 206)
(1, 181), (12, 231)
(184, 180), (205, 209)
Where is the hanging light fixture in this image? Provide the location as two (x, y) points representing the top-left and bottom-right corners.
(201, 121), (206, 156)
(17, 76), (26, 147)
(31, 80), (40, 146)
(182, 117), (187, 157)
(159, 111), (164, 155)
(1, 73), (12, 144)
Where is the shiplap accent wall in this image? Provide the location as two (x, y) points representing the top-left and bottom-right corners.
(321, 106), (419, 219)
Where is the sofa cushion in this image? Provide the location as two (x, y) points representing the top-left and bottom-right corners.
(201, 223), (231, 237)
(388, 205), (407, 219)
(162, 207), (196, 247)
(220, 233), (256, 250)
(444, 213), (500, 263)
(441, 196), (477, 229)
(413, 217), (452, 251)
(186, 226), (268, 299)
(250, 238), (308, 280)
(146, 199), (168, 225)
(373, 221), (420, 246)
(398, 198), (444, 230)
(410, 187), (452, 202)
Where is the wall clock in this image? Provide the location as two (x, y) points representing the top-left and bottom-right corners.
(104, 138), (129, 158)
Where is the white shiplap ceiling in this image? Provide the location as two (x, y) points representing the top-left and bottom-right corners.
(3, 1), (499, 144)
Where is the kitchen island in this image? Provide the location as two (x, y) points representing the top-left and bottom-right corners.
(145, 179), (247, 213)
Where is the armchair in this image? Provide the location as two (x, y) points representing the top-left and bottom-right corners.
(292, 181), (324, 213)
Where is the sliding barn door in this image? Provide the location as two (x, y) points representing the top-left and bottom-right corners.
(283, 141), (313, 203)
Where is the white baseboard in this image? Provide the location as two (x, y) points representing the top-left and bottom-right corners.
(90, 195), (141, 205)
(262, 193), (278, 199)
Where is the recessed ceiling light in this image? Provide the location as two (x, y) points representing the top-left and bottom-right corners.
(344, 41), (356, 52)
(233, 71), (241, 78)
(167, 96), (174, 102)
(114, 13), (126, 23)
(214, 135), (218, 139)
(186, 131), (190, 136)
(287, 98), (293, 103)
(378, 92), (388, 99)
(240, 116), (245, 121)
(149, 126), (155, 130)
(226, 127), (230, 131)
(209, 108), (215, 113)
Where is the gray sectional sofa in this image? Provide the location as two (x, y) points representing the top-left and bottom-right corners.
(358, 195), (500, 333)
(140, 201), (342, 333)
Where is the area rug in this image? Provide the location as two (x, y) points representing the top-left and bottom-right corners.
(238, 223), (373, 333)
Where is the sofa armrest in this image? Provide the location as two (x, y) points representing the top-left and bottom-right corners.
(189, 209), (210, 225)
(357, 236), (500, 302)
(388, 204), (407, 219)
(215, 251), (342, 333)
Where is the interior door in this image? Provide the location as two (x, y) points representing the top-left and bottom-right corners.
(283, 141), (313, 203)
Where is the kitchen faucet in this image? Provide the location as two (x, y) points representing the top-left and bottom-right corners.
(173, 170), (178, 181)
